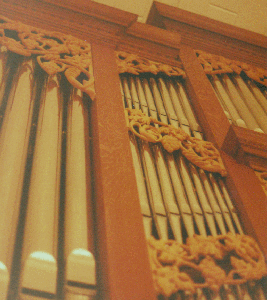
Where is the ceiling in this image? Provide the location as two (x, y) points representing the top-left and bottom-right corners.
(92, 0), (267, 36)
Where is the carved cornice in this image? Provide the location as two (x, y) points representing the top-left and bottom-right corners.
(0, 14), (95, 99)
(196, 50), (267, 87)
(148, 233), (267, 297)
(125, 108), (227, 176)
(116, 51), (185, 77)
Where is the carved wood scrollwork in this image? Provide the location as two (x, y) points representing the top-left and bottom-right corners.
(148, 233), (267, 297)
(116, 51), (185, 77)
(0, 15), (95, 99)
(196, 50), (267, 87)
(125, 108), (227, 176)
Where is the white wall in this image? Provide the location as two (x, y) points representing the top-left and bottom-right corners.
(92, 0), (267, 36)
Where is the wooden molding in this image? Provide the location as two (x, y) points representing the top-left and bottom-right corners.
(116, 34), (182, 70)
(147, 2), (267, 69)
(233, 125), (267, 161)
(0, 0), (125, 46)
(0, 0), (184, 64)
(127, 22), (181, 49)
(148, 1), (267, 49)
(41, 0), (138, 27)
(247, 155), (267, 173)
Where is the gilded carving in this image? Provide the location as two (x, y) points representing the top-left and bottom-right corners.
(196, 50), (267, 87)
(148, 233), (267, 297)
(0, 15), (95, 99)
(125, 108), (227, 176)
(116, 51), (185, 77)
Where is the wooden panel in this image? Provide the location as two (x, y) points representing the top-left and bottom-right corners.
(90, 43), (156, 300)
(221, 152), (267, 257)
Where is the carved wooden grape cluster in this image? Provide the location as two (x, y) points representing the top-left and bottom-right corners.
(0, 15), (95, 99)
(125, 108), (227, 176)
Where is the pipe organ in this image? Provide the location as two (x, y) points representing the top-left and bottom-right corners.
(0, 0), (267, 299)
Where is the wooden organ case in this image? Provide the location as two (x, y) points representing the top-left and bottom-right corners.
(0, 0), (267, 300)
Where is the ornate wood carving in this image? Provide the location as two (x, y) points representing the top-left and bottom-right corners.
(148, 233), (267, 297)
(116, 51), (185, 77)
(0, 15), (95, 99)
(196, 50), (267, 87)
(126, 108), (227, 176)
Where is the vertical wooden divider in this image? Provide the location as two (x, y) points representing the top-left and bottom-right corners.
(179, 45), (238, 154)
(221, 152), (267, 257)
(90, 42), (156, 300)
(179, 44), (267, 256)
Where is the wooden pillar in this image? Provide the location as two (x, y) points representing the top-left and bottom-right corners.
(179, 45), (238, 155)
(221, 152), (267, 258)
(90, 42), (156, 300)
(179, 45), (267, 256)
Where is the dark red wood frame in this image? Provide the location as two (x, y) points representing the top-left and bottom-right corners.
(1, 0), (267, 299)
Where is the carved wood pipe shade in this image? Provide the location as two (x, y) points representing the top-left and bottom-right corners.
(0, 15), (95, 99)
(125, 108), (227, 176)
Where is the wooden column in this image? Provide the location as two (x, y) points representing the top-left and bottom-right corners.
(179, 44), (267, 256)
(221, 152), (267, 257)
(91, 43), (156, 300)
(179, 45), (238, 155)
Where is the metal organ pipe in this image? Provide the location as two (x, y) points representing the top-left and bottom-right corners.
(0, 60), (34, 299)
(64, 89), (96, 300)
(233, 75), (267, 133)
(20, 75), (62, 298)
(0, 56), (98, 299)
(246, 80), (267, 116)
(0, 50), (7, 107)
(216, 74), (264, 132)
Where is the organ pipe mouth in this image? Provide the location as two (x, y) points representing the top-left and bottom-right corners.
(65, 248), (96, 296)
(0, 264), (9, 300)
(20, 252), (57, 296)
(21, 288), (55, 299)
